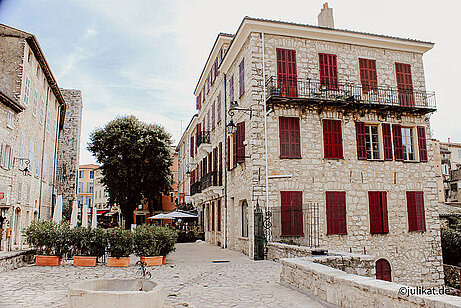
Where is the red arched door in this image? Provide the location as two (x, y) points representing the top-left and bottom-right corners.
(376, 259), (391, 282)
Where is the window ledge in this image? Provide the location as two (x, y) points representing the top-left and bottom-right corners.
(279, 156), (302, 159)
(238, 236), (249, 240)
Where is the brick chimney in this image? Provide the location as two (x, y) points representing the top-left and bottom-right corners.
(318, 2), (334, 28)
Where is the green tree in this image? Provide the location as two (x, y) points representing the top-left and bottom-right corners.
(87, 116), (173, 229)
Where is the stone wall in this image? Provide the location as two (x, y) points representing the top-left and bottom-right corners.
(56, 89), (82, 217)
(281, 258), (461, 308)
(0, 249), (35, 272)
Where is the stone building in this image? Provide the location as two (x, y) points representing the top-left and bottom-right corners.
(56, 89), (82, 218)
(0, 24), (66, 251)
(177, 5), (444, 287)
(432, 139), (461, 204)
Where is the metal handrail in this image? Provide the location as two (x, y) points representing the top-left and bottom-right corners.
(265, 76), (436, 110)
(197, 131), (211, 148)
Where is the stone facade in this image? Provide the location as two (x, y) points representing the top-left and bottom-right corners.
(178, 13), (444, 287)
(0, 249), (34, 272)
(0, 24), (66, 251)
(432, 139), (461, 204)
(56, 89), (82, 217)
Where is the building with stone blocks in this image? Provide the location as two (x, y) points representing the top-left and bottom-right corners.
(432, 139), (461, 204)
(177, 115), (197, 207)
(0, 24), (66, 251)
(177, 6), (444, 287)
(56, 89), (82, 218)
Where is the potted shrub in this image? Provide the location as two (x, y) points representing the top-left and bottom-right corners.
(71, 227), (107, 266)
(106, 228), (133, 267)
(134, 225), (162, 266)
(155, 226), (178, 264)
(25, 221), (71, 266)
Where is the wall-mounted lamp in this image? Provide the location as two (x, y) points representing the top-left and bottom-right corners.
(228, 101), (253, 119)
(13, 157), (31, 176)
(226, 119), (237, 135)
(185, 163), (198, 175)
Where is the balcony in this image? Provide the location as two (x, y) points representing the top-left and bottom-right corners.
(196, 131), (210, 148)
(265, 76), (436, 114)
(201, 171), (223, 190)
(191, 181), (201, 196)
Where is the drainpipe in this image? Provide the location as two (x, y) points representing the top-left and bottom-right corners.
(52, 103), (62, 206)
(262, 33), (270, 232)
(38, 86), (50, 220)
(223, 73), (228, 249)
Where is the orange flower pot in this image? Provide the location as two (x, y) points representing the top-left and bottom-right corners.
(162, 256), (166, 265)
(73, 256), (97, 267)
(106, 257), (130, 267)
(140, 256), (163, 266)
(35, 255), (61, 266)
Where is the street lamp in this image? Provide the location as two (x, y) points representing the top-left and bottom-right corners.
(13, 157), (31, 176)
(226, 119), (236, 135)
(185, 163), (198, 175)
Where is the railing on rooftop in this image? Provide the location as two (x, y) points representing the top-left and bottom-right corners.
(201, 171), (222, 190)
(191, 181), (201, 196)
(265, 76), (436, 112)
(196, 131), (210, 148)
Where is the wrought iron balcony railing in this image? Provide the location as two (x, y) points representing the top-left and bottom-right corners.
(196, 131), (211, 148)
(201, 171), (223, 190)
(265, 76), (436, 112)
(191, 181), (201, 196)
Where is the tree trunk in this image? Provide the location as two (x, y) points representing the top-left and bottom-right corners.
(124, 211), (134, 230)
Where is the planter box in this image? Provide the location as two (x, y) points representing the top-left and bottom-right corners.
(35, 255), (61, 266)
(162, 256), (166, 265)
(107, 257), (130, 267)
(140, 256), (163, 266)
(73, 256), (97, 267)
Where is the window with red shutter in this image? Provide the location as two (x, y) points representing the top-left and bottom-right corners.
(376, 259), (392, 282)
(382, 124), (393, 161)
(319, 53), (338, 90)
(281, 191), (303, 236)
(217, 199), (221, 231)
(392, 124), (403, 161)
(326, 191), (347, 235)
(355, 122), (366, 160)
(196, 95), (200, 110)
(359, 58), (378, 93)
(236, 121), (245, 163)
(406, 191), (426, 232)
(190, 136), (194, 158)
(239, 58), (245, 97)
(227, 136), (230, 171)
(230, 75), (234, 102)
(213, 147), (217, 172)
(279, 117), (301, 158)
(276, 48), (298, 97)
(211, 202), (215, 231)
(219, 142), (222, 173)
(417, 126), (428, 162)
(395, 63), (414, 107)
(369, 191), (389, 234)
(217, 93), (221, 122)
(323, 119), (343, 159)
(232, 132), (237, 169)
(212, 101), (215, 131)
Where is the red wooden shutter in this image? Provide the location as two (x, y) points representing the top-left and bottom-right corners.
(326, 191), (347, 235)
(407, 191), (426, 231)
(227, 136), (231, 171)
(355, 122), (366, 160)
(417, 126), (428, 162)
(239, 58), (245, 97)
(232, 132), (237, 168)
(217, 93), (221, 122)
(217, 200), (221, 231)
(237, 122), (245, 163)
(212, 101), (215, 130)
(190, 136), (194, 158)
(323, 119), (343, 159)
(279, 117), (289, 157)
(196, 95), (200, 110)
(376, 259), (392, 282)
(382, 124), (393, 161)
(281, 191), (303, 236)
(230, 75), (234, 102)
(213, 148), (217, 172)
(280, 117), (300, 158)
(219, 142), (222, 173)
(359, 58), (378, 93)
(290, 117), (300, 158)
(211, 203), (215, 231)
(395, 63), (414, 107)
(369, 191), (382, 234)
(319, 53), (338, 90)
(392, 124), (403, 161)
(380, 191), (389, 233)
(276, 48), (298, 97)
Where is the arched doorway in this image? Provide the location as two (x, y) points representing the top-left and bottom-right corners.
(376, 258), (391, 282)
(14, 207), (21, 245)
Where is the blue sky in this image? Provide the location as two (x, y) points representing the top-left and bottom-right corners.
(1, 0), (460, 164)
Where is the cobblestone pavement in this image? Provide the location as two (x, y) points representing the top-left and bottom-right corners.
(0, 242), (329, 307)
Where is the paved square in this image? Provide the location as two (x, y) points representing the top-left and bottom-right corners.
(0, 242), (328, 307)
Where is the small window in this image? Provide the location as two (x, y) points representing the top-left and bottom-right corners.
(7, 111), (14, 129)
(241, 200), (248, 237)
(281, 191), (303, 236)
(402, 127), (415, 161)
(32, 90), (38, 117)
(24, 76), (30, 106)
(365, 125), (380, 159)
(229, 75), (234, 103)
(279, 117), (301, 158)
(406, 191), (426, 232)
(79, 170), (84, 179)
(369, 191), (388, 234)
(359, 58), (378, 93)
(326, 191), (347, 234)
(89, 170), (94, 179)
(239, 58), (245, 97)
(46, 110), (51, 132)
(39, 99), (45, 124)
(87, 182), (93, 193)
(323, 119), (343, 159)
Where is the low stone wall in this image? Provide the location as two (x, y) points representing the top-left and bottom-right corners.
(267, 242), (375, 276)
(445, 264), (461, 289)
(0, 249), (35, 272)
(281, 258), (461, 308)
